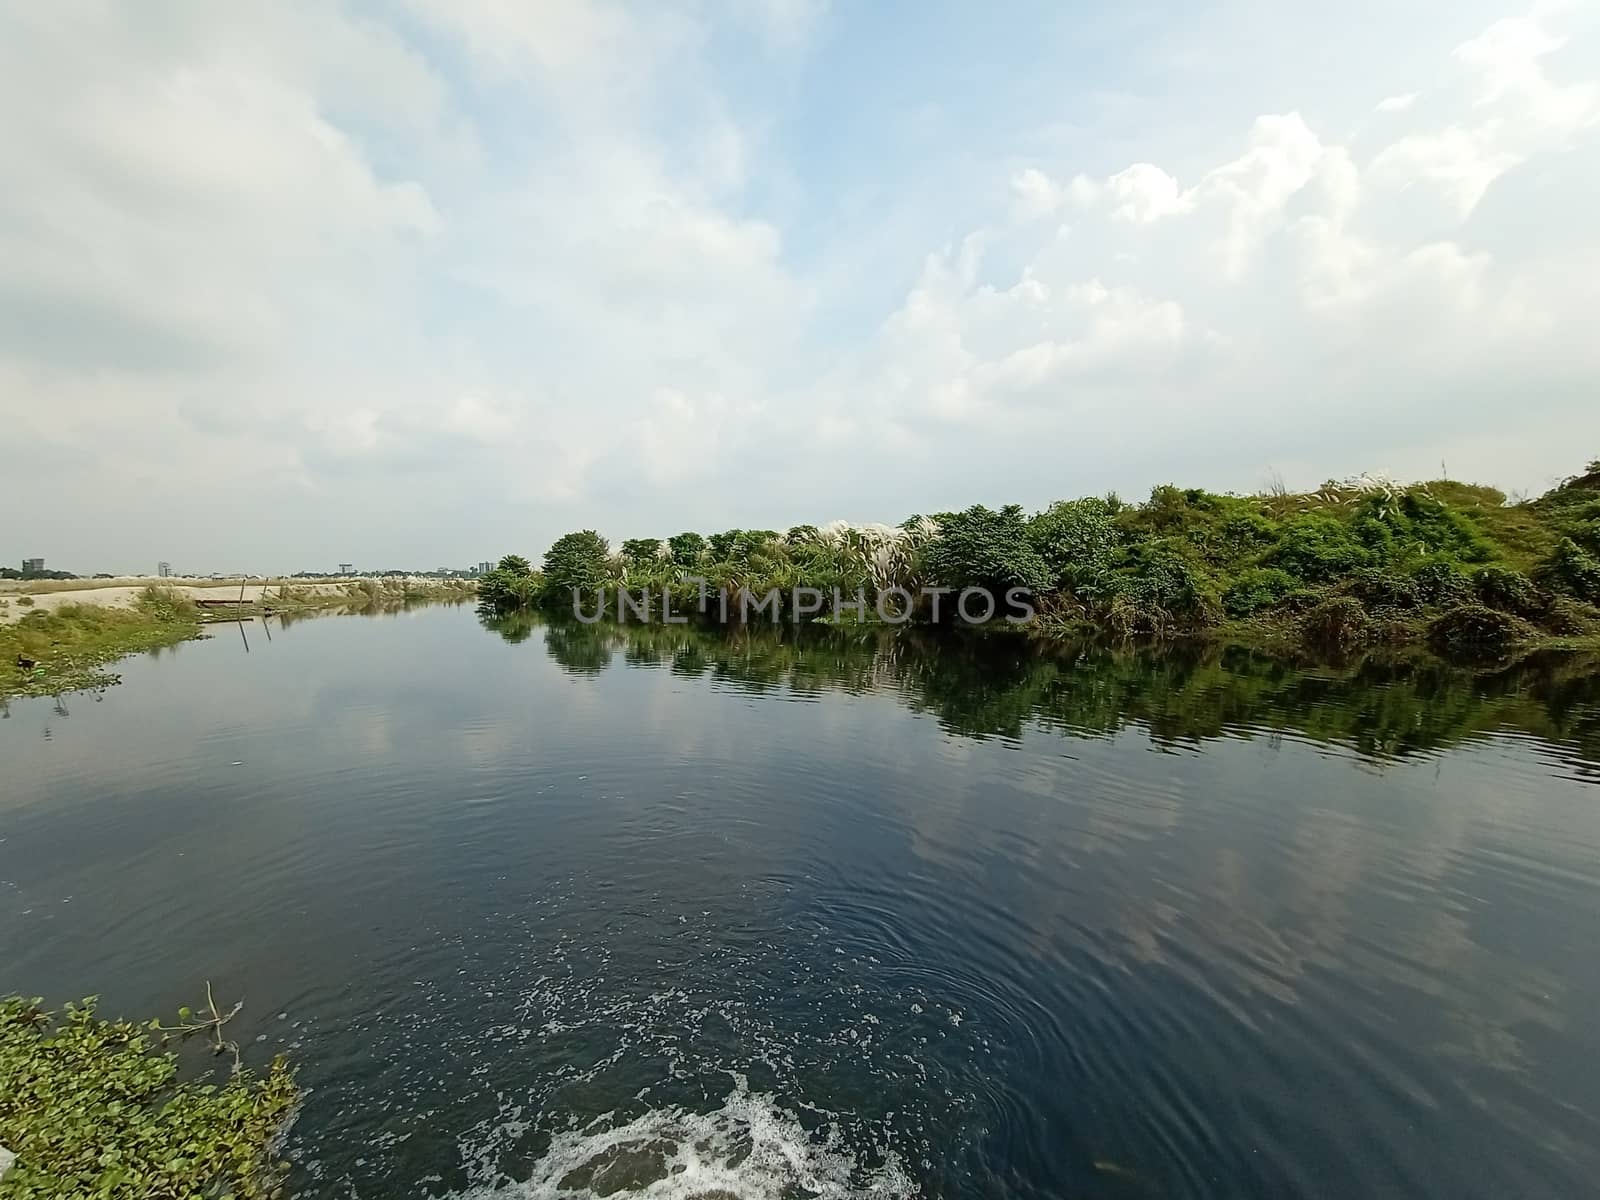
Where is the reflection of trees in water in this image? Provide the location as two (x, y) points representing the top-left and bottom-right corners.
(475, 611), (1600, 767)
(542, 621), (616, 675)
(478, 609), (539, 644)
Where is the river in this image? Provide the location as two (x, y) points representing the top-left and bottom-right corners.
(3, 603), (1600, 1198)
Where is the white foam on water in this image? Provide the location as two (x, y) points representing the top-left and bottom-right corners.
(450, 1077), (915, 1200)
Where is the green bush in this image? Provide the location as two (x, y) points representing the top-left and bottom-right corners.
(1141, 484), (1192, 532)
(477, 555), (543, 612)
(1353, 491), (1495, 565)
(1427, 604), (1535, 659)
(1411, 560), (1472, 606)
(1472, 565), (1540, 615)
(1222, 567), (1298, 617)
(1028, 497), (1119, 595)
(1534, 538), (1600, 603)
(1299, 595), (1370, 652)
(923, 505), (1054, 598)
(1216, 511), (1281, 560)
(1117, 543), (1221, 627)
(1344, 567), (1421, 611)
(1540, 595), (1600, 636)
(1270, 515), (1372, 581)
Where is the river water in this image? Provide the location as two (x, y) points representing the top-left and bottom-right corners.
(3, 604), (1600, 1198)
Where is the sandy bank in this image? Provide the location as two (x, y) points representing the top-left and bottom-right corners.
(0, 578), (433, 625)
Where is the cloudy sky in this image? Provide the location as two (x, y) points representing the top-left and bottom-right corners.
(3, 1), (1598, 573)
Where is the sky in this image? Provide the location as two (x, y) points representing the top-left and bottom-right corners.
(2, 0), (1598, 574)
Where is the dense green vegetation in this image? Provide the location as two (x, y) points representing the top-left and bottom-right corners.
(478, 461), (1600, 660)
(0, 993), (296, 1199)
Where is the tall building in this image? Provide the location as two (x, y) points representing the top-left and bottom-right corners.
(339, 562), (355, 575)
(157, 561), (172, 578)
(21, 557), (44, 572)
(479, 560), (495, 575)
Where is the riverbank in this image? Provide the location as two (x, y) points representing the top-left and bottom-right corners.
(479, 461), (1600, 661)
(0, 578), (476, 698)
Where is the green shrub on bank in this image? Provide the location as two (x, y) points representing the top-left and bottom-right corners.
(1541, 595), (1600, 636)
(137, 585), (199, 622)
(1223, 567), (1298, 617)
(1028, 497), (1119, 596)
(1427, 604), (1537, 659)
(922, 505), (1052, 598)
(1535, 538), (1600, 604)
(478, 554), (542, 612)
(1353, 490), (1496, 566)
(1117, 541), (1222, 628)
(1270, 515), (1372, 581)
(1344, 567), (1422, 611)
(0, 996), (296, 1200)
(1300, 595), (1371, 652)
(1412, 560), (1472, 606)
(1472, 565), (1541, 615)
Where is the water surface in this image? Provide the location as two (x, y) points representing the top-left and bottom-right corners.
(4, 606), (1600, 1198)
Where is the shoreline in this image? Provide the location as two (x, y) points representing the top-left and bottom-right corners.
(1, 579), (476, 698)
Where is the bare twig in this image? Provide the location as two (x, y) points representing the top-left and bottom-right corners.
(150, 980), (246, 1073)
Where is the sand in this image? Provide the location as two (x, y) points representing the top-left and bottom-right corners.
(0, 578), (362, 625)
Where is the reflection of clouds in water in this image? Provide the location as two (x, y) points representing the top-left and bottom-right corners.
(8, 607), (1600, 1196)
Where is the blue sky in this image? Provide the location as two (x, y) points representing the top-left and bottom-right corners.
(3, 0), (1598, 572)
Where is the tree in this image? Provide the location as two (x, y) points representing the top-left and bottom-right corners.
(706, 530), (743, 561)
(667, 532), (706, 566)
(620, 538), (665, 565)
(496, 554), (533, 576)
(922, 505), (1052, 600)
(540, 530), (611, 605)
(1028, 497), (1119, 595)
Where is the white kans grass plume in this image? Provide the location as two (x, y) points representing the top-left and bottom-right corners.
(806, 519), (942, 591)
(1312, 470), (1431, 509)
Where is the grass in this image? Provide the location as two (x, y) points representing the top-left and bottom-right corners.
(0, 590), (203, 698)
(0, 994), (297, 1199)
(0, 580), (478, 699)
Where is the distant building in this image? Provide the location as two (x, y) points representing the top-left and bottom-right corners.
(478, 560), (495, 575)
(338, 562), (354, 575)
(21, 557), (44, 572)
(157, 561), (172, 578)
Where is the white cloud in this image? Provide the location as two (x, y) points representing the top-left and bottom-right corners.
(1105, 163), (1191, 223)
(1010, 167), (1064, 222)
(834, 10), (1598, 496)
(0, 4), (1596, 568)
(1376, 92), (1419, 113)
